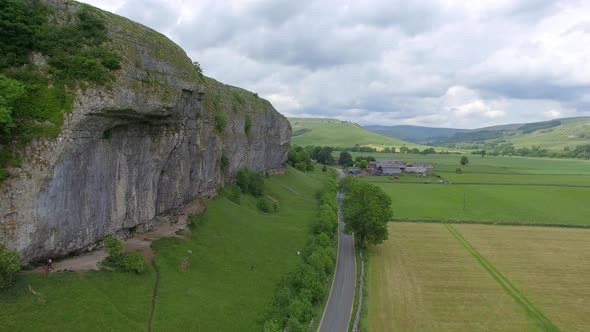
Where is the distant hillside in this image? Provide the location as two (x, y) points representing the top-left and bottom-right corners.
(433, 117), (590, 150)
(288, 118), (425, 149)
(364, 125), (468, 144)
(364, 117), (590, 151)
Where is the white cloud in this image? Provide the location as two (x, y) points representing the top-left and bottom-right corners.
(544, 110), (562, 119)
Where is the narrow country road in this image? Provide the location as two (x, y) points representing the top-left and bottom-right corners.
(318, 170), (356, 332)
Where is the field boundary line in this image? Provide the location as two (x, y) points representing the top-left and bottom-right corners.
(366, 180), (590, 188)
(446, 182), (590, 188)
(392, 218), (590, 229)
(444, 224), (559, 332)
(435, 171), (590, 176)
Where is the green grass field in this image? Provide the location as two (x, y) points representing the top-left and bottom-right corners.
(368, 223), (590, 331)
(0, 167), (329, 331)
(289, 118), (425, 149)
(343, 152), (590, 174)
(358, 153), (590, 225)
(373, 182), (590, 225)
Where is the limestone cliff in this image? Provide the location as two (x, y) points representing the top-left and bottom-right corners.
(0, 1), (291, 262)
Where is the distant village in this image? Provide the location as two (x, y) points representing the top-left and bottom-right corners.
(347, 159), (434, 175)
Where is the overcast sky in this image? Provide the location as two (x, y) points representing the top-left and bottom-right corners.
(81, 0), (590, 128)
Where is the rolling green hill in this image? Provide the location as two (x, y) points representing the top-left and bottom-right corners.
(364, 125), (468, 144)
(289, 118), (427, 149)
(506, 117), (590, 150)
(365, 117), (590, 151)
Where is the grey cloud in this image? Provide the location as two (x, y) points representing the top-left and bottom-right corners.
(81, 0), (590, 128)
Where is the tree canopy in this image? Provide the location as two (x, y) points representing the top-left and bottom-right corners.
(339, 151), (353, 167)
(341, 177), (393, 248)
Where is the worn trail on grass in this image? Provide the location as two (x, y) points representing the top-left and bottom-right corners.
(147, 259), (160, 332)
(444, 224), (559, 332)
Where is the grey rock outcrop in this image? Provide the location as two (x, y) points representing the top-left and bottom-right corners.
(0, 1), (291, 263)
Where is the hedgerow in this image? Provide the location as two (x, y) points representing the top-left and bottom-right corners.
(262, 170), (338, 331)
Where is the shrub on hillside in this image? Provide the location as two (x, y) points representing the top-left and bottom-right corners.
(224, 185), (241, 204)
(236, 168), (264, 197)
(288, 145), (314, 171)
(257, 197), (272, 213)
(0, 244), (20, 289)
(120, 252), (146, 274)
(187, 213), (206, 230)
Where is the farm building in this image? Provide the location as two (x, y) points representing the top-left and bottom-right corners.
(380, 166), (403, 175)
(404, 166), (427, 174)
(367, 159), (430, 175)
(409, 162), (434, 169)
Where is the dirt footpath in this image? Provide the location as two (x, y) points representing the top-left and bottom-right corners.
(31, 198), (205, 273)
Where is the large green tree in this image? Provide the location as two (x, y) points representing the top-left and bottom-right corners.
(339, 151), (353, 167)
(341, 177), (393, 248)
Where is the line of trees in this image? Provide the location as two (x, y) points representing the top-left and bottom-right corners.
(469, 143), (590, 159)
(263, 171), (339, 331)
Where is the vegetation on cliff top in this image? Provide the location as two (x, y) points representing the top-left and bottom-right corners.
(0, 1), (121, 180)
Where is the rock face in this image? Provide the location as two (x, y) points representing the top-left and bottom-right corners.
(0, 1), (291, 263)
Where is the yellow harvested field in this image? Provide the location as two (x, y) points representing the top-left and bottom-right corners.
(368, 223), (540, 331)
(456, 224), (590, 332)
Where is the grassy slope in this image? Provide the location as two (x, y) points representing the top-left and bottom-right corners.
(289, 118), (425, 149)
(152, 166), (328, 331)
(507, 117), (590, 149)
(0, 270), (154, 331)
(363, 125), (468, 144)
(436, 117), (590, 150)
(0, 167), (328, 331)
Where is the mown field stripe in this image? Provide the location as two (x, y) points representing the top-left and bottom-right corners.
(444, 224), (560, 332)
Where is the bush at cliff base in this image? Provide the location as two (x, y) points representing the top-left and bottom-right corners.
(103, 236), (146, 274)
(0, 244), (20, 289)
